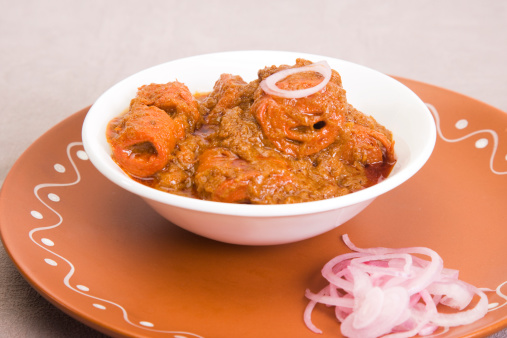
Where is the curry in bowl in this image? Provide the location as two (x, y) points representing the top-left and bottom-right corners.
(106, 59), (396, 204)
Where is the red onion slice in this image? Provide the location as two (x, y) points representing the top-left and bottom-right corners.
(259, 61), (332, 99)
(304, 235), (490, 338)
(431, 285), (488, 327)
(342, 234), (444, 295)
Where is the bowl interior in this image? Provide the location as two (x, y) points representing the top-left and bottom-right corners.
(82, 50), (436, 216)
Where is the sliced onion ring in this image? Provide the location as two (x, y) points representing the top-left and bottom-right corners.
(304, 234), (491, 338)
(259, 60), (332, 99)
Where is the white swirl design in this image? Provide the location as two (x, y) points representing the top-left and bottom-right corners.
(487, 281), (507, 312)
(28, 142), (203, 338)
(425, 103), (507, 332)
(426, 103), (507, 175)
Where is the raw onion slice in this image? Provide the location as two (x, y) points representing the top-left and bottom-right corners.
(259, 60), (332, 99)
(304, 235), (490, 338)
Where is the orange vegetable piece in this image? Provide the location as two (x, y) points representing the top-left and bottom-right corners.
(252, 68), (347, 157)
(135, 81), (200, 138)
(107, 102), (178, 177)
(195, 148), (259, 203)
(351, 124), (396, 165)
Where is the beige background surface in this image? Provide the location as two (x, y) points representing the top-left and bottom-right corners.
(1, 0), (506, 337)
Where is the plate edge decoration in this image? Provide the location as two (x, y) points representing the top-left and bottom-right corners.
(28, 141), (205, 338)
(426, 103), (506, 175)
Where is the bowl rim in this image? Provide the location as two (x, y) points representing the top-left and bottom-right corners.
(82, 50), (436, 217)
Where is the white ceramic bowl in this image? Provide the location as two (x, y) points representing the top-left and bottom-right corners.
(82, 51), (436, 245)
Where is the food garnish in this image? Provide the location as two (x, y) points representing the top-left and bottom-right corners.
(259, 60), (332, 99)
(304, 235), (489, 337)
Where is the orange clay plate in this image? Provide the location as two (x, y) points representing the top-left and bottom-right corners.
(1, 78), (507, 338)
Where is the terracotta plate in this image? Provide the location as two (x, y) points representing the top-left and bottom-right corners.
(1, 78), (506, 338)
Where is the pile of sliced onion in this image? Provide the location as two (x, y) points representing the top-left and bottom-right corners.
(304, 235), (489, 338)
(259, 60), (332, 99)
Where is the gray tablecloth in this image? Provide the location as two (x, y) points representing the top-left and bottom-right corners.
(1, 0), (506, 337)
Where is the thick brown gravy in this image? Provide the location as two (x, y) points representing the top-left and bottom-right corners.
(106, 59), (396, 204)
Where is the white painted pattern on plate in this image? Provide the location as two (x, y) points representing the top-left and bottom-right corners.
(426, 103), (507, 175)
(28, 142), (204, 338)
(426, 102), (507, 321)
